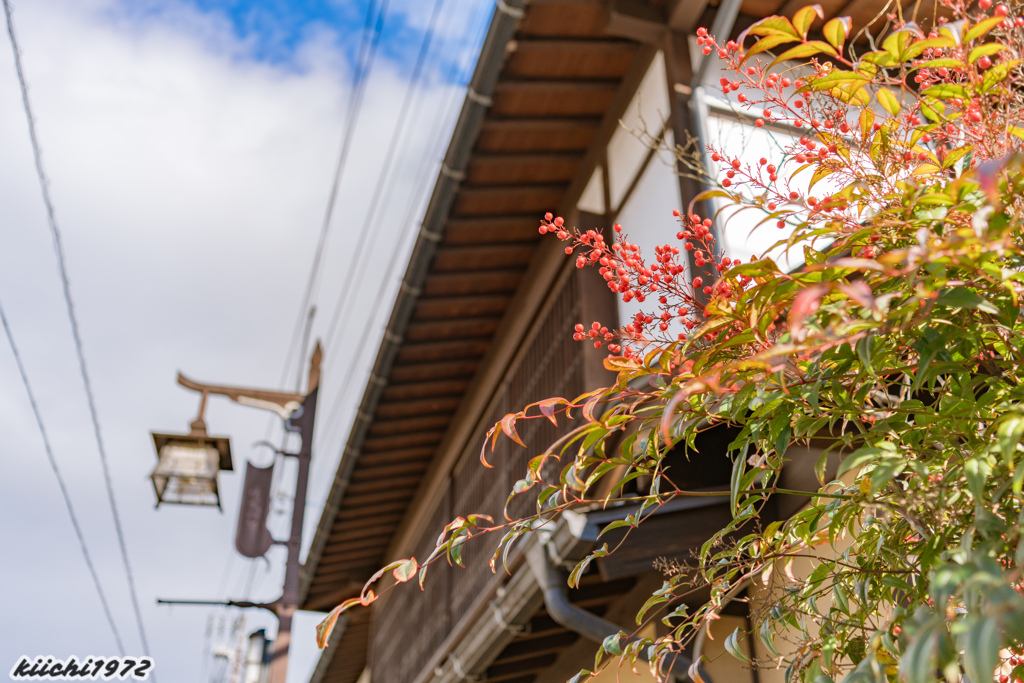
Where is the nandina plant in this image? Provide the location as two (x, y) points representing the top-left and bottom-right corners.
(319, 1), (1024, 681)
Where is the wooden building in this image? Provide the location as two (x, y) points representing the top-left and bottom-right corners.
(298, 0), (910, 681)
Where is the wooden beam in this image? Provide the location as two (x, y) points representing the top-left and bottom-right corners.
(432, 244), (537, 271)
(606, 0), (668, 43)
(404, 317), (502, 343)
(668, 0), (712, 32)
(381, 380), (469, 402)
(454, 184), (567, 217)
(421, 270), (523, 297)
(390, 359), (481, 383)
(348, 460), (430, 482)
(345, 474), (423, 496)
(443, 216), (542, 244)
(366, 414), (452, 437)
(375, 395), (462, 419)
(413, 294), (514, 320)
(477, 117), (602, 153)
(361, 430), (445, 452)
(395, 340), (491, 364)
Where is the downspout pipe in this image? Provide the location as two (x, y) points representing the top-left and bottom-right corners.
(526, 543), (702, 682)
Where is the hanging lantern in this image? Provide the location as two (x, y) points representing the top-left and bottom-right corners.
(150, 412), (232, 509)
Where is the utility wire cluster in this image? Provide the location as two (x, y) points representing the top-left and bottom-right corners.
(2, 0), (153, 668)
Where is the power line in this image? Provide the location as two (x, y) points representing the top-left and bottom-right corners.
(314, 0), (494, 457)
(274, 0), (390, 399)
(321, 0), (450, 349)
(3, 0), (152, 662)
(0, 299), (127, 655)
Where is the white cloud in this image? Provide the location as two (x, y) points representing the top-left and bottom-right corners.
(0, 0), (477, 680)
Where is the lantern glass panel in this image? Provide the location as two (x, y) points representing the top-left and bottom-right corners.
(151, 442), (220, 506)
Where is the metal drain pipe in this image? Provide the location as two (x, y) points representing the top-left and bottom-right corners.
(526, 543), (701, 682)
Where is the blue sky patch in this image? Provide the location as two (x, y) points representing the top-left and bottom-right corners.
(129, 0), (493, 84)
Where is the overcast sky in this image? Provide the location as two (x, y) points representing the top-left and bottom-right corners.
(0, 0), (490, 680)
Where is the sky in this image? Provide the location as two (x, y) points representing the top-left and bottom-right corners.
(0, 0), (492, 680)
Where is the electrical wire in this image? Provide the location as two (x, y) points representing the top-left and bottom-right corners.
(313, 0), (494, 459)
(0, 300), (127, 655)
(273, 0), (390, 402)
(3, 0), (152, 662)
(321, 0), (450, 349)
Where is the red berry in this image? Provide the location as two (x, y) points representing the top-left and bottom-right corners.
(980, 0), (992, 8)
(979, 55), (992, 69)
(995, 3), (1009, 16)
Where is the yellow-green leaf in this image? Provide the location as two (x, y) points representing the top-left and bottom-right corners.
(882, 28), (917, 59)
(942, 145), (972, 170)
(861, 50), (900, 67)
(1009, 126), (1024, 141)
(913, 163), (941, 175)
(823, 16), (851, 50)
(792, 4), (824, 38)
(969, 43), (1006, 63)
(804, 69), (870, 91)
(740, 15), (801, 40)
(982, 59), (1021, 92)
(876, 87), (901, 116)
(859, 108), (875, 138)
(922, 83), (971, 99)
(769, 40), (837, 68)
(914, 58), (964, 70)
(903, 35), (957, 61)
(833, 84), (870, 105)
(963, 16), (1004, 43)
(741, 33), (799, 64)
(809, 165), (834, 190)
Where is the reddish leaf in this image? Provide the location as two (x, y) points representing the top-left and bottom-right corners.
(537, 397), (568, 425)
(501, 413), (526, 447)
(582, 392), (603, 422)
(839, 281), (875, 309)
(788, 285), (827, 343)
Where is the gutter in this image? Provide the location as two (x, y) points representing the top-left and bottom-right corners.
(299, 0), (526, 609)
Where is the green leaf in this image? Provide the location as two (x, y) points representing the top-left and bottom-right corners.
(961, 616), (1001, 683)
(876, 87), (901, 116)
(935, 286), (999, 314)
(963, 16), (1004, 43)
(602, 632), (623, 656)
(822, 16), (851, 50)
(792, 5), (824, 38)
(724, 627), (750, 663)
(969, 42), (1006, 63)
(964, 456), (990, 500)
(996, 412), (1024, 461)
